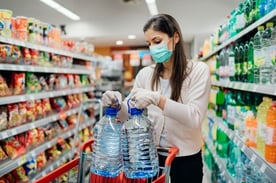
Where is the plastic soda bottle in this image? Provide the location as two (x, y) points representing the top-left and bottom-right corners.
(265, 101), (276, 163)
(121, 101), (159, 179)
(247, 38), (255, 83)
(253, 25), (265, 83)
(90, 107), (123, 177)
(256, 97), (273, 155)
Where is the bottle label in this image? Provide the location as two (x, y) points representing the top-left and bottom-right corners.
(265, 126), (276, 145)
(227, 105), (236, 125)
(229, 56), (235, 76)
(254, 50), (265, 66)
(257, 122), (266, 141)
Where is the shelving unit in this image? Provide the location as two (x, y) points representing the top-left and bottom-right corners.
(203, 131), (234, 183)
(0, 34), (100, 180)
(208, 111), (276, 183)
(201, 9), (276, 61)
(201, 7), (276, 183)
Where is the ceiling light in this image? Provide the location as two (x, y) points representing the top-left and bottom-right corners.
(128, 35), (136, 39)
(40, 0), (80, 20)
(116, 40), (124, 45)
(145, 0), (158, 16)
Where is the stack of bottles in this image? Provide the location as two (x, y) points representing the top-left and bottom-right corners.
(215, 21), (276, 85)
(90, 103), (159, 179)
(202, 0), (276, 57)
(210, 86), (276, 164)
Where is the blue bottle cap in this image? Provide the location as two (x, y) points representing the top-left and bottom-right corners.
(130, 108), (143, 115)
(105, 107), (118, 116)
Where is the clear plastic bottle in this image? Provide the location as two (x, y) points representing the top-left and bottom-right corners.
(253, 25), (265, 83)
(121, 106), (158, 179)
(260, 22), (274, 84)
(90, 107), (123, 177)
(270, 24), (276, 84)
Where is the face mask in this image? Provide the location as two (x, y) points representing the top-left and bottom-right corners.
(149, 42), (172, 63)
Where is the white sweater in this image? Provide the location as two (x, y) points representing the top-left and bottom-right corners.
(120, 61), (211, 156)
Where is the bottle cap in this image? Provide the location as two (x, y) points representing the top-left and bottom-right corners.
(130, 108), (143, 115)
(105, 107), (118, 116)
(266, 22), (274, 28)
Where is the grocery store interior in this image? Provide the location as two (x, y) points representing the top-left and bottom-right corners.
(0, 0), (275, 182)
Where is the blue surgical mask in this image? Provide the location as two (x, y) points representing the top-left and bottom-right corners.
(149, 42), (172, 63)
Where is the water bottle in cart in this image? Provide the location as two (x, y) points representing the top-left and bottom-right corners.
(90, 106), (123, 177)
(121, 100), (159, 179)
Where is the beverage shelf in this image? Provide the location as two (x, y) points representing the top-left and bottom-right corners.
(211, 80), (276, 96)
(208, 111), (276, 183)
(200, 9), (276, 61)
(0, 36), (97, 62)
(0, 63), (95, 75)
(203, 132), (234, 183)
(0, 118), (95, 177)
(0, 86), (94, 105)
(0, 103), (95, 140)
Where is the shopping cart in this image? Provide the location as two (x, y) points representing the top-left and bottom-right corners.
(33, 99), (179, 183)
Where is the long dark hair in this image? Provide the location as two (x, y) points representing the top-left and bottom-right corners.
(143, 14), (189, 102)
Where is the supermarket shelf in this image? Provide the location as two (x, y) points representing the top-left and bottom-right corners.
(0, 86), (95, 105)
(0, 118), (95, 177)
(211, 80), (276, 96)
(0, 36), (97, 62)
(30, 150), (73, 181)
(0, 63), (95, 75)
(201, 9), (276, 61)
(208, 111), (276, 183)
(0, 103), (95, 140)
(203, 132), (234, 183)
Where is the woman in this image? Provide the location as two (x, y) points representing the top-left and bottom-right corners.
(102, 14), (210, 183)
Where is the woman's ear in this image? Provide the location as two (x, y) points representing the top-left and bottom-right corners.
(173, 32), (180, 44)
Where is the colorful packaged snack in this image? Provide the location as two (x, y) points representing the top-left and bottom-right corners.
(12, 72), (25, 95)
(12, 166), (29, 183)
(26, 72), (42, 93)
(0, 106), (8, 131)
(23, 158), (37, 177)
(8, 103), (21, 127)
(0, 146), (8, 162)
(21, 47), (31, 65)
(0, 74), (11, 97)
(36, 152), (47, 171)
(26, 100), (36, 122)
(2, 136), (26, 159)
(41, 98), (52, 116)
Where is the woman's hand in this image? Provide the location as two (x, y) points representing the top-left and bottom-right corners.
(129, 88), (160, 109)
(102, 90), (122, 108)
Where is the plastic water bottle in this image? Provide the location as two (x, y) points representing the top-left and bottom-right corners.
(90, 107), (123, 177)
(121, 102), (159, 179)
(253, 26), (265, 83)
(260, 22), (274, 84)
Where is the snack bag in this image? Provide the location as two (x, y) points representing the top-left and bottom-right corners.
(0, 106), (8, 131)
(12, 166), (29, 183)
(23, 158), (37, 177)
(0, 145), (8, 162)
(8, 104), (21, 127)
(2, 136), (26, 159)
(12, 72), (25, 95)
(0, 74), (11, 97)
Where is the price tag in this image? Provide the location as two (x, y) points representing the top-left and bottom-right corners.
(260, 163), (267, 173)
(19, 155), (27, 165)
(20, 96), (25, 102)
(250, 154), (257, 163)
(31, 152), (36, 157)
(49, 92), (54, 98)
(30, 124), (36, 129)
(11, 129), (17, 136)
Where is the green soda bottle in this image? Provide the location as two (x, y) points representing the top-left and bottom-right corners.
(235, 44), (241, 81)
(247, 38), (254, 83)
(226, 90), (237, 130)
(243, 42), (249, 82)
